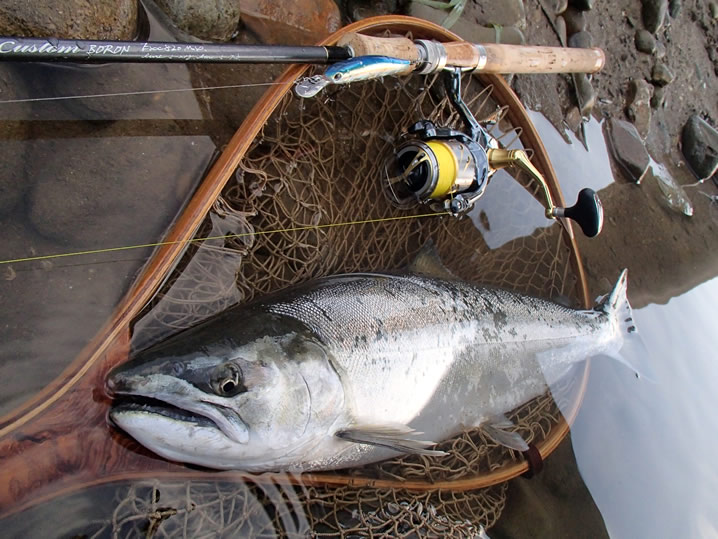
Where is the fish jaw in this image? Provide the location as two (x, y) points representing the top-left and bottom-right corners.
(107, 370), (250, 444)
(109, 403), (262, 470)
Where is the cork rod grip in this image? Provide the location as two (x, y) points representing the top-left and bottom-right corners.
(337, 33), (605, 74)
(477, 44), (605, 74)
(336, 33), (420, 62)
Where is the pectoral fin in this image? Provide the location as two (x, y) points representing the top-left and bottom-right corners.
(483, 416), (529, 452)
(335, 424), (447, 457)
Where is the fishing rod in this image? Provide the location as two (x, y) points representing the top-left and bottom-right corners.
(0, 33), (605, 75)
(0, 29), (605, 237)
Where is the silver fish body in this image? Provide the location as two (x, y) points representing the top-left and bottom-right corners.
(108, 270), (635, 471)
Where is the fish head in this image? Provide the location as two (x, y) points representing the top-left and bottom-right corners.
(107, 330), (343, 470)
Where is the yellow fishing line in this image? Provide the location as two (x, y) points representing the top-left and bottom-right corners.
(0, 212), (450, 266)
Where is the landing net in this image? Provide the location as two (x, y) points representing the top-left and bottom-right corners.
(127, 65), (583, 534)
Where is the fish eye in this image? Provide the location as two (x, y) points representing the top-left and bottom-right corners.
(211, 362), (245, 397)
(332, 72), (342, 81)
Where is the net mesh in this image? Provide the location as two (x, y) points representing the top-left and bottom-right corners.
(126, 67), (584, 534)
(84, 478), (505, 538)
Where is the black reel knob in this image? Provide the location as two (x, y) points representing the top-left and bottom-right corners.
(553, 188), (604, 238)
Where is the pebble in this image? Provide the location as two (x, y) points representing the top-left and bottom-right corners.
(574, 73), (596, 117)
(642, 0), (668, 34)
(155, 0), (240, 41)
(650, 86), (666, 108)
(555, 15), (568, 46)
(626, 79), (652, 139)
(605, 118), (651, 183)
(651, 62), (674, 86)
(568, 30), (592, 48)
(346, 0), (397, 21)
(655, 40), (667, 59)
(668, 0), (682, 17)
(562, 7), (587, 34)
(553, 0), (569, 15)
(635, 29), (657, 54)
(569, 0), (593, 10)
(564, 106), (583, 132)
(710, 2), (718, 19)
(681, 115), (718, 180)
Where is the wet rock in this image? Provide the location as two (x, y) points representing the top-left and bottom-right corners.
(605, 118), (651, 183)
(681, 115), (718, 180)
(0, 0), (137, 40)
(568, 30), (592, 48)
(562, 7), (587, 35)
(650, 162), (693, 216)
(470, 0), (526, 29)
(642, 0), (667, 34)
(346, 0), (397, 21)
(651, 85), (666, 108)
(555, 15), (568, 46)
(27, 135), (216, 249)
(573, 73), (596, 117)
(154, 0), (240, 41)
(626, 79), (652, 139)
(239, 0), (340, 45)
(651, 62), (674, 86)
(553, 0), (569, 15)
(668, 0), (681, 17)
(408, 3), (525, 44)
(564, 106), (583, 132)
(569, 0), (593, 11)
(634, 30), (657, 54)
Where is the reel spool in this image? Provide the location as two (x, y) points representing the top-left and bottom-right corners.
(383, 69), (604, 238)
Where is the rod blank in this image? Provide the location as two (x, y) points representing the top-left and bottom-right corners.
(0, 36), (351, 64)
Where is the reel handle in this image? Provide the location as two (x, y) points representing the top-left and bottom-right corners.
(337, 33), (605, 74)
(551, 188), (604, 238)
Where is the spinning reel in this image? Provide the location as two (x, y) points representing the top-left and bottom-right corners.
(383, 69), (604, 237)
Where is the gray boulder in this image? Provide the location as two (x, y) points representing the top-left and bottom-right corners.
(681, 115), (718, 180)
(605, 118), (651, 183)
(154, 0), (240, 41)
(0, 0), (137, 40)
(642, 0), (667, 34)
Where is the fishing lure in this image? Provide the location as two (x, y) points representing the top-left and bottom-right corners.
(295, 55), (414, 98)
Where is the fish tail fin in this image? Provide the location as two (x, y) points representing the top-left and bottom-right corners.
(595, 269), (655, 381)
(596, 268), (632, 325)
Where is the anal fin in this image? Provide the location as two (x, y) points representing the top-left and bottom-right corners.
(483, 416), (529, 452)
(335, 424), (447, 457)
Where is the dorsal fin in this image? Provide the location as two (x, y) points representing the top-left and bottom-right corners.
(407, 241), (458, 280)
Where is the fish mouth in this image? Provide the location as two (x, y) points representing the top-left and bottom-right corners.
(111, 396), (218, 430)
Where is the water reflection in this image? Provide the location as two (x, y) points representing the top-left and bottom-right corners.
(527, 111), (614, 201)
(469, 169), (551, 250)
(0, 135), (215, 417)
(571, 278), (718, 537)
(526, 110), (718, 536)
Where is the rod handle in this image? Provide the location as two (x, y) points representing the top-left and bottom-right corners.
(477, 44), (605, 74)
(338, 32), (605, 74)
(337, 33), (420, 62)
